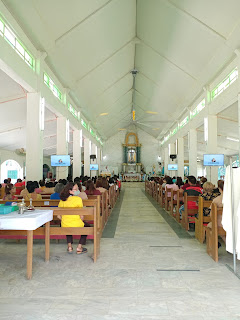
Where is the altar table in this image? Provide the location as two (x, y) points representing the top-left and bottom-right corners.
(123, 173), (141, 182)
(0, 209), (53, 279)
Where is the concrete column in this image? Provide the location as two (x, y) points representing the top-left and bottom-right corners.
(177, 137), (184, 178)
(84, 138), (90, 176)
(164, 147), (169, 176)
(189, 129), (197, 178)
(26, 92), (43, 181)
(168, 143), (176, 177)
(206, 115), (218, 185)
(56, 117), (68, 180)
(73, 130), (82, 179)
(97, 147), (101, 171)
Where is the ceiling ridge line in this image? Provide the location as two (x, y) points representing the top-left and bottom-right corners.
(55, 0), (114, 43)
(97, 89), (133, 114)
(136, 37), (198, 81)
(74, 37), (136, 85)
(166, 0), (227, 41)
(95, 102), (133, 124)
(102, 111), (133, 135)
(87, 71), (133, 105)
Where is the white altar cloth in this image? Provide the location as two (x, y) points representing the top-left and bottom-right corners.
(0, 210), (53, 230)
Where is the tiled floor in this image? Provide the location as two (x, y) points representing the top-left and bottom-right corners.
(0, 182), (240, 319)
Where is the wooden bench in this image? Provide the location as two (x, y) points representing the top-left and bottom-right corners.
(195, 197), (212, 243)
(145, 181), (150, 194)
(181, 193), (199, 231)
(153, 182), (158, 201)
(0, 198), (101, 239)
(170, 189), (178, 216)
(206, 204), (225, 262)
(174, 190), (183, 222)
(164, 187), (172, 211)
(158, 185), (165, 208)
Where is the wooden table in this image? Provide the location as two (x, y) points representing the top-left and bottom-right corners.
(0, 209), (53, 279)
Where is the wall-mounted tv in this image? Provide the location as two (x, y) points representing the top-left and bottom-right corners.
(203, 154), (224, 166)
(168, 164), (178, 171)
(51, 155), (70, 167)
(90, 164), (99, 171)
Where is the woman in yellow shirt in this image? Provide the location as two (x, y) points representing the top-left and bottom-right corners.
(58, 182), (88, 254)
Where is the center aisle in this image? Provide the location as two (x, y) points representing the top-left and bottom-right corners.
(100, 182), (240, 319)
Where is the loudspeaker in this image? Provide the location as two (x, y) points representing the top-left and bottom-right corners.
(90, 154), (96, 159)
(170, 154), (177, 161)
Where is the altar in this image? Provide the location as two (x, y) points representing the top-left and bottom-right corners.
(122, 132), (142, 181)
(123, 173), (141, 182)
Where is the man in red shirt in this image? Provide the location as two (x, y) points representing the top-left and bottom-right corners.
(179, 176), (202, 218)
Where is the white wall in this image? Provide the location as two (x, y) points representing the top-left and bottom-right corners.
(101, 127), (160, 174)
(0, 148), (52, 182)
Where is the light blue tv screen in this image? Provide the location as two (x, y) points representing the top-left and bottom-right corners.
(51, 155), (70, 167)
(90, 164), (99, 171)
(203, 154), (224, 166)
(168, 164), (178, 171)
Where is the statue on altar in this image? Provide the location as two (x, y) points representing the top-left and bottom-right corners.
(122, 132), (142, 181)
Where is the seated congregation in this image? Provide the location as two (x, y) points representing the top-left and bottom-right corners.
(145, 174), (225, 262)
(0, 175), (121, 256)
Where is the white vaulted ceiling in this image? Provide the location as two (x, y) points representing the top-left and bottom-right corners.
(1, 0), (240, 153)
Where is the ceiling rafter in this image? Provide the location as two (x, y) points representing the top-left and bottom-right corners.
(86, 72), (133, 106)
(74, 37), (135, 85)
(166, 0), (227, 41)
(136, 38), (198, 81)
(55, 0), (114, 44)
(98, 89), (133, 114)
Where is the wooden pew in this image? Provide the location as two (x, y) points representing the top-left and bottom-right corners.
(0, 199), (101, 241)
(206, 204), (225, 262)
(170, 189), (178, 216)
(175, 190), (184, 222)
(88, 194), (106, 233)
(159, 185), (165, 208)
(153, 182), (157, 201)
(0, 205), (100, 262)
(145, 180), (150, 194)
(195, 197), (212, 243)
(181, 193), (199, 231)
(165, 187), (171, 211)
(0, 186), (5, 199)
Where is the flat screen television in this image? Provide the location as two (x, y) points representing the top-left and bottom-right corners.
(168, 164), (178, 171)
(51, 155), (70, 167)
(90, 164), (99, 171)
(203, 154), (224, 166)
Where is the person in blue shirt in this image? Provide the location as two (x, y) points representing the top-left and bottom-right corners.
(50, 183), (64, 200)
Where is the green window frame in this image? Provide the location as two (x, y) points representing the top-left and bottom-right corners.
(190, 99), (205, 119)
(0, 16), (35, 70)
(81, 118), (87, 129)
(44, 72), (63, 102)
(68, 103), (79, 119)
(179, 116), (189, 129)
(211, 68), (238, 100)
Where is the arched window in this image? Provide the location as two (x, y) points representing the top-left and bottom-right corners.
(1, 159), (23, 184)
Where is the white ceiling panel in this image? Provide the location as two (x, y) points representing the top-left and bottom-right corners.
(137, 0), (224, 78)
(169, 0), (240, 39)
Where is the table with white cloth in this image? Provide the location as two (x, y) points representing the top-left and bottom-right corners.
(0, 209), (53, 279)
